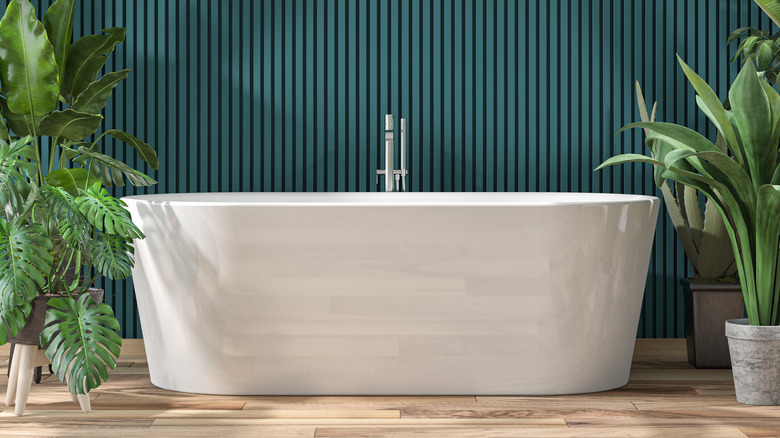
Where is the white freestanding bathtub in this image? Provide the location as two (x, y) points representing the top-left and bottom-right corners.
(123, 192), (659, 395)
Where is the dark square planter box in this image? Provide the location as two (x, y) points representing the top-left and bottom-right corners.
(681, 278), (743, 368)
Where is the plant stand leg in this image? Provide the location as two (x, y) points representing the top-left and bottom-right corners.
(12, 345), (37, 416)
(76, 393), (90, 413)
(6, 343), (12, 378)
(4, 345), (21, 406)
(65, 370), (91, 413)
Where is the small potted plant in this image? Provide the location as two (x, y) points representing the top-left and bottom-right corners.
(633, 83), (742, 369)
(599, 56), (780, 405)
(0, 0), (157, 414)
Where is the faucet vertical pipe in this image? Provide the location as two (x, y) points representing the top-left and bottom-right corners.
(384, 114), (394, 192)
(400, 118), (407, 192)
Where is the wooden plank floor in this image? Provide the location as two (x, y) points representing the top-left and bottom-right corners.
(1, 339), (779, 437)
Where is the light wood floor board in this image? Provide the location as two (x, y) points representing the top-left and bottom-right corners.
(1, 338), (779, 437)
(313, 426), (747, 437)
(740, 427), (780, 437)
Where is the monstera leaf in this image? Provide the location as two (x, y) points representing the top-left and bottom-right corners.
(90, 233), (134, 280)
(0, 137), (37, 220)
(41, 294), (122, 394)
(75, 183), (144, 239)
(40, 185), (90, 252)
(0, 301), (30, 344)
(0, 217), (53, 310)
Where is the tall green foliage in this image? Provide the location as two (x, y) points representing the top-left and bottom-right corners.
(634, 83), (736, 280)
(599, 58), (780, 326)
(0, 0), (157, 394)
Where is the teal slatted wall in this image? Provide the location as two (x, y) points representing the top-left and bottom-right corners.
(9, 0), (774, 338)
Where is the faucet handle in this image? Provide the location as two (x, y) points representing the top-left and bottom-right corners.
(376, 169), (385, 186)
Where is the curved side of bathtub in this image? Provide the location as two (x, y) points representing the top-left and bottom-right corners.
(124, 194), (659, 395)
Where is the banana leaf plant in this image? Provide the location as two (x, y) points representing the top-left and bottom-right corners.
(755, 0), (780, 27)
(598, 57), (780, 326)
(634, 83), (737, 281)
(0, 0), (157, 395)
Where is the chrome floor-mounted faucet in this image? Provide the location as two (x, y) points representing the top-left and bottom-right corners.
(376, 114), (408, 192)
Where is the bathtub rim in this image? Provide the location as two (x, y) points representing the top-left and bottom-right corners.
(121, 192), (658, 208)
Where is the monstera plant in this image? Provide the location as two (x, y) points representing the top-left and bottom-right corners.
(0, 0), (157, 396)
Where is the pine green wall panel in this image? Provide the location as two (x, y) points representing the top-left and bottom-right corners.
(11, 0), (773, 338)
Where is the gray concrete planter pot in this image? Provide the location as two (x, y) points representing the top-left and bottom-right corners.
(726, 318), (780, 405)
(681, 279), (743, 368)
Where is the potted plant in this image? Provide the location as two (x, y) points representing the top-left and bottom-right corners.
(599, 56), (780, 405)
(633, 83), (742, 369)
(0, 0), (157, 414)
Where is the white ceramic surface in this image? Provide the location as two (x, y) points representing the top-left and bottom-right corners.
(123, 192), (659, 395)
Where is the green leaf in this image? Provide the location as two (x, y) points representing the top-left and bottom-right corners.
(75, 183), (143, 239)
(45, 168), (100, 196)
(744, 36), (761, 60)
(619, 121), (720, 154)
(42, 294), (121, 394)
(90, 234), (135, 280)
(0, 137), (36, 218)
(761, 80), (780, 148)
(0, 97), (41, 137)
(660, 149), (756, 206)
(43, 0), (75, 89)
(756, 184), (780, 325)
(0, 136), (37, 180)
(0, 217), (53, 310)
(72, 69), (130, 114)
(681, 184), (704, 247)
(64, 145), (156, 187)
(0, 302), (30, 345)
(39, 184), (90, 252)
(61, 27), (126, 104)
(676, 56), (745, 167)
(730, 61), (776, 194)
(39, 109), (103, 141)
(697, 195), (738, 279)
(658, 182), (706, 277)
(755, 0), (780, 28)
(757, 40), (777, 71)
(0, 120), (9, 141)
(728, 27), (753, 45)
(595, 153), (663, 171)
(0, 0), (59, 116)
(103, 129), (158, 170)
